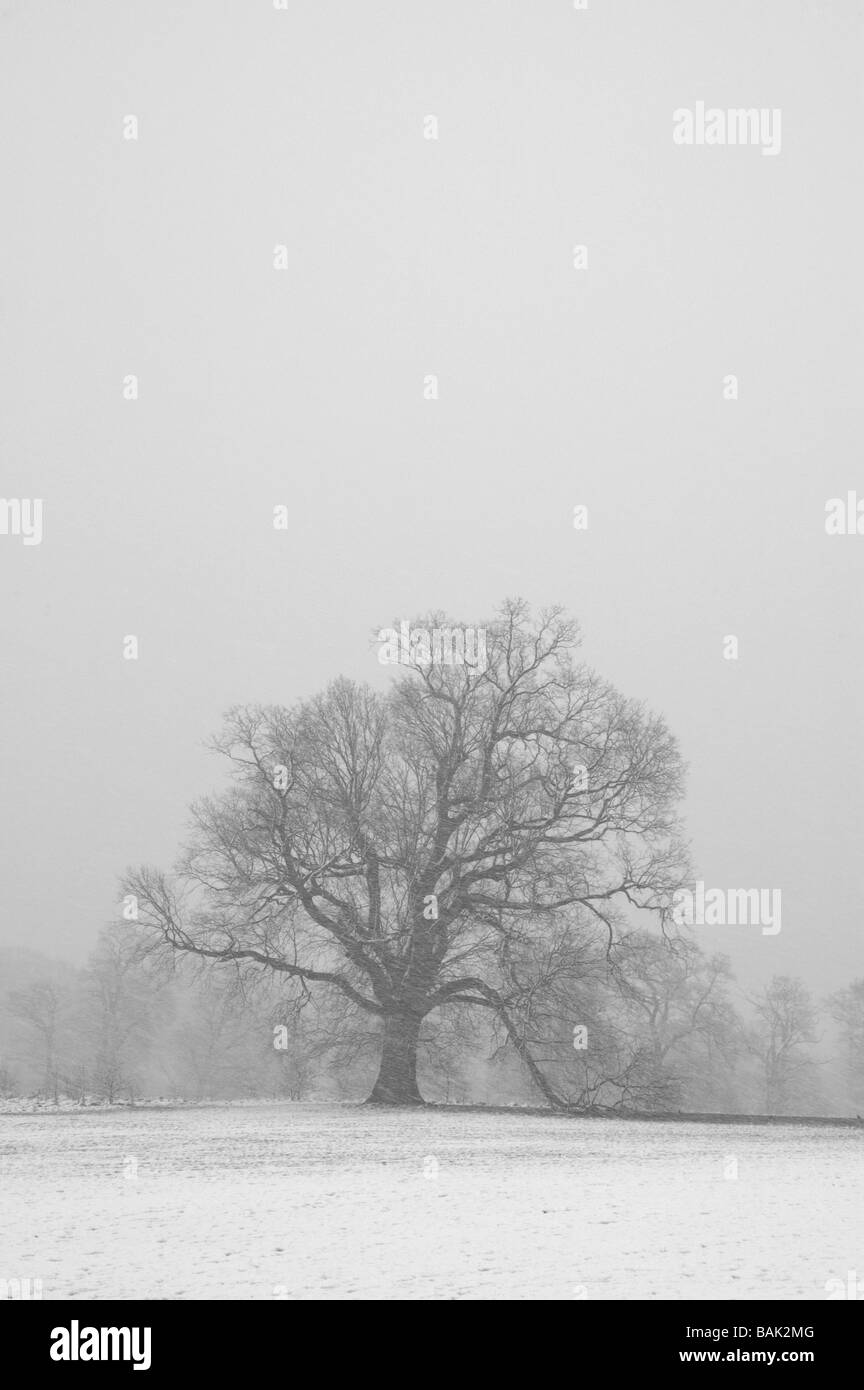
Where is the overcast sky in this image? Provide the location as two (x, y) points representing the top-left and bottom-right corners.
(1, 0), (861, 998)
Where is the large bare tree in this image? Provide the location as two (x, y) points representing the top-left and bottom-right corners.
(125, 600), (688, 1105)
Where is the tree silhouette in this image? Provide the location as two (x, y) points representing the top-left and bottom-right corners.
(126, 600), (688, 1105)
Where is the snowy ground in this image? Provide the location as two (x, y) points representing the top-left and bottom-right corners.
(1, 1104), (861, 1300)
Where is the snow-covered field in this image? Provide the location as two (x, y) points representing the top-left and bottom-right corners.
(1, 1104), (861, 1300)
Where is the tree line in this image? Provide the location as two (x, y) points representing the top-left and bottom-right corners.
(2, 926), (862, 1117)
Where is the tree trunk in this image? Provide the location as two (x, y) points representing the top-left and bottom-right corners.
(368, 1008), (424, 1104)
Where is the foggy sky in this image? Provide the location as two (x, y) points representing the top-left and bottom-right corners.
(1, 0), (862, 996)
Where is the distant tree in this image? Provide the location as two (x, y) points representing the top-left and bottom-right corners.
(165, 970), (270, 1101)
(611, 934), (740, 1108)
(7, 981), (64, 1100)
(268, 1004), (318, 1101)
(415, 1003), (485, 1104)
(77, 924), (163, 1102)
(827, 978), (864, 1111)
(746, 975), (818, 1114)
(126, 601), (688, 1106)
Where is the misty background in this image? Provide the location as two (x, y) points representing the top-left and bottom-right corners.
(1, 0), (862, 1059)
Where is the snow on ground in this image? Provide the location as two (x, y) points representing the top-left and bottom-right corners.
(1, 1104), (861, 1300)
(0, 1096), (279, 1116)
